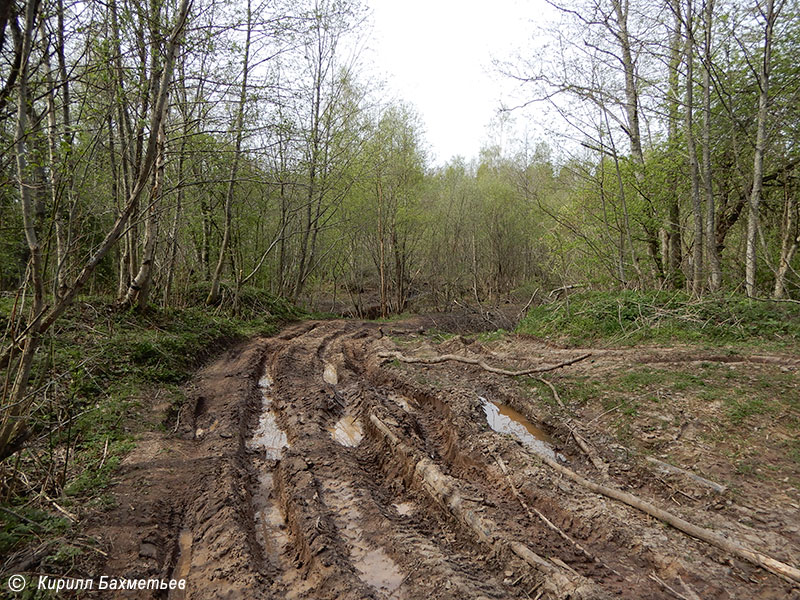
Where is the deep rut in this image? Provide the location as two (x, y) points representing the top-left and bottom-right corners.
(102, 319), (799, 599)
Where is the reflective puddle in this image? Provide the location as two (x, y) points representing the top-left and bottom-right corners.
(393, 502), (415, 516)
(481, 397), (564, 461)
(329, 415), (364, 447)
(249, 368), (288, 460)
(322, 479), (405, 594)
(388, 393), (413, 412)
(175, 529), (192, 579)
(253, 471), (290, 555)
(323, 362), (338, 385)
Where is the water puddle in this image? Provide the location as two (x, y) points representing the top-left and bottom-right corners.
(253, 472), (290, 555)
(175, 529), (193, 579)
(249, 368), (288, 460)
(393, 502), (415, 516)
(480, 397), (564, 462)
(329, 415), (364, 447)
(322, 479), (405, 594)
(388, 393), (413, 412)
(356, 548), (405, 593)
(323, 362), (338, 385)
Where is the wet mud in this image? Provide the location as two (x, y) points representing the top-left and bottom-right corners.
(90, 319), (800, 599)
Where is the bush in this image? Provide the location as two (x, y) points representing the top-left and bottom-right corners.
(517, 290), (800, 347)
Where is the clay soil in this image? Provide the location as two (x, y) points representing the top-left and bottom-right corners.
(85, 318), (800, 599)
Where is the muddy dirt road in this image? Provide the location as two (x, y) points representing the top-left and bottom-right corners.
(95, 319), (800, 599)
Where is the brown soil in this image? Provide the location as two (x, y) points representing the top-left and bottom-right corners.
(84, 319), (800, 599)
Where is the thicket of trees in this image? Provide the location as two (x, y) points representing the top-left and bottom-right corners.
(501, 0), (800, 298)
(1, 0), (799, 459)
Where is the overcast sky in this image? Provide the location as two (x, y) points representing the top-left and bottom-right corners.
(364, 0), (554, 166)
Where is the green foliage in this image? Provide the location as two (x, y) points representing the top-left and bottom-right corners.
(0, 507), (70, 556)
(518, 290), (800, 347)
(1, 291), (301, 510)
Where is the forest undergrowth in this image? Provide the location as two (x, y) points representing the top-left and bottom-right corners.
(0, 286), (302, 575)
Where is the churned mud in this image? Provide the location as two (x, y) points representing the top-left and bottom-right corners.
(89, 319), (800, 599)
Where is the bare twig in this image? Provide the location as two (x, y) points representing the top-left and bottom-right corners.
(0, 504), (42, 528)
(97, 437), (109, 471)
(537, 377), (565, 409)
(649, 573), (691, 600)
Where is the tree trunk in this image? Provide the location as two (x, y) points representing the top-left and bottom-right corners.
(701, 0), (721, 291)
(0, 0), (191, 375)
(378, 177), (387, 318)
(746, 0), (778, 297)
(208, 0), (251, 305)
(773, 179), (797, 299)
(685, 0), (704, 294)
(0, 0), (43, 458)
(122, 124), (166, 309)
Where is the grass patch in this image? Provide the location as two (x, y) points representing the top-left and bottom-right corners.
(1, 286), (302, 562)
(424, 329), (457, 343)
(477, 329), (509, 343)
(517, 290), (800, 348)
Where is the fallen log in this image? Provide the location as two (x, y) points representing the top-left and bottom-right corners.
(533, 451), (800, 585)
(377, 351), (591, 377)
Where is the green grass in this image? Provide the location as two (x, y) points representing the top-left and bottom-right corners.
(517, 290), (800, 348)
(0, 507), (71, 557)
(477, 329), (509, 342)
(526, 359), (795, 443)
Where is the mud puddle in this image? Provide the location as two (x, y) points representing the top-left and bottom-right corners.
(323, 362), (338, 385)
(253, 472), (290, 554)
(250, 369), (288, 460)
(329, 415), (364, 447)
(322, 478), (405, 596)
(393, 502), (415, 516)
(481, 397), (564, 461)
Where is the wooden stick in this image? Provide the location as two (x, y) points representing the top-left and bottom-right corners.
(645, 456), (727, 494)
(494, 454), (602, 568)
(537, 377), (565, 409)
(649, 573), (692, 600)
(570, 430), (607, 474)
(378, 351), (591, 377)
(0, 504), (42, 527)
(533, 452), (800, 584)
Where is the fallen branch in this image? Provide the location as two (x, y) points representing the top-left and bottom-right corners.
(570, 430), (607, 474)
(649, 573), (692, 600)
(0, 505), (42, 528)
(377, 351), (591, 377)
(645, 456), (727, 494)
(549, 284), (586, 298)
(532, 451), (800, 585)
(494, 454), (604, 569)
(369, 413), (598, 598)
(516, 289), (539, 321)
(537, 377), (565, 410)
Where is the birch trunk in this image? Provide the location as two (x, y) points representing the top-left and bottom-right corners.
(208, 0), (251, 304)
(746, 0), (779, 297)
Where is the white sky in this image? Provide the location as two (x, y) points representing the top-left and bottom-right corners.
(364, 0), (554, 166)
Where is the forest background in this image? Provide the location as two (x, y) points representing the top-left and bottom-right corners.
(1, 0), (799, 565)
